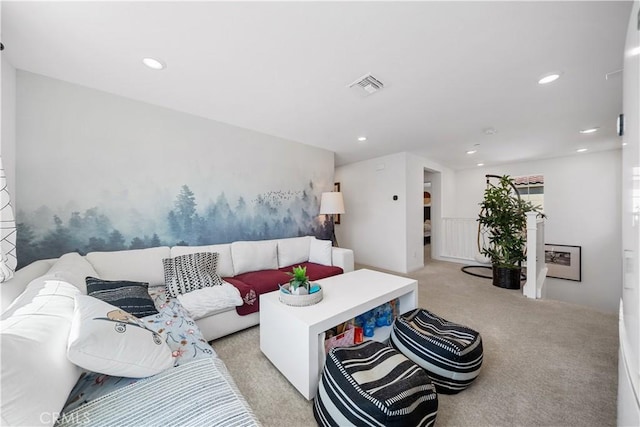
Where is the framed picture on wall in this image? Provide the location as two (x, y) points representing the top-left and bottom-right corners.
(333, 182), (341, 224)
(544, 244), (581, 281)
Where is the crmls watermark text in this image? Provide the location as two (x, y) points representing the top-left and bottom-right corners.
(40, 412), (90, 424)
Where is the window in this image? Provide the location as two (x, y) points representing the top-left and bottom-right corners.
(513, 175), (544, 211)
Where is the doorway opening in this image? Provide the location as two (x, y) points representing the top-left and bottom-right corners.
(423, 169), (437, 264)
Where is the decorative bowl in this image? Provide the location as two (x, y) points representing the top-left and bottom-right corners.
(279, 283), (323, 307)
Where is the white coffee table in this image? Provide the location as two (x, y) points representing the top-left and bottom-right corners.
(259, 268), (418, 400)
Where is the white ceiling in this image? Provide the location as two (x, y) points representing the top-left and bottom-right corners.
(1, 1), (633, 169)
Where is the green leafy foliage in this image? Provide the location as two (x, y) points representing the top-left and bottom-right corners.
(477, 175), (544, 268)
(288, 265), (310, 290)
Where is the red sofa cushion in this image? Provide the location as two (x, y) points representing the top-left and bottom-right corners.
(226, 263), (344, 316)
(279, 262), (343, 281)
(233, 269), (291, 295)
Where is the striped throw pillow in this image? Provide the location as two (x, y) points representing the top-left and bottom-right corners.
(86, 277), (159, 318)
(163, 252), (223, 298)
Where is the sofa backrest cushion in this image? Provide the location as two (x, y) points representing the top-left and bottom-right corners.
(309, 238), (333, 266)
(276, 236), (312, 268)
(86, 247), (170, 286)
(231, 240), (278, 275)
(67, 295), (174, 378)
(0, 278), (82, 427)
(46, 252), (99, 294)
(171, 244), (235, 278)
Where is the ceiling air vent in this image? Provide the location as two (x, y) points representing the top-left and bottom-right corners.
(348, 73), (384, 95)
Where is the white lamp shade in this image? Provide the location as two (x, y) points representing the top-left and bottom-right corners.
(319, 192), (345, 215)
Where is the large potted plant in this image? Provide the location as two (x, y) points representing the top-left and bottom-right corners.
(477, 175), (544, 289)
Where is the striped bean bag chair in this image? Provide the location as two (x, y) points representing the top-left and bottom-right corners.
(313, 340), (438, 427)
(390, 308), (483, 394)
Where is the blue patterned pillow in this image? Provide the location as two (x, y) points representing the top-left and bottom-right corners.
(163, 252), (224, 298)
(86, 277), (159, 318)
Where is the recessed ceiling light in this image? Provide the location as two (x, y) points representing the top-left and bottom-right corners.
(142, 57), (166, 70)
(577, 148), (588, 153)
(477, 162), (485, 167)
(538, 73), (561, 85)
(483, 127), (497, 135)
(466, 150), (477, 155)
(628, 46), (640, 57)
(579, 127), (599, 134)
(357, 136), (367, 142)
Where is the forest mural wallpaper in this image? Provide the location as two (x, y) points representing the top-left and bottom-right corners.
(15, 72), (334, 268)
(17, 181), (324, 268)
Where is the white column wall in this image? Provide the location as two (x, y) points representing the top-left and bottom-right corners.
(335, 151), (454, 273)
(335, 153), (408, 272)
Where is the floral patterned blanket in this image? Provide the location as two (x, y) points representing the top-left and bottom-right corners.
(61, 289), (216, 414)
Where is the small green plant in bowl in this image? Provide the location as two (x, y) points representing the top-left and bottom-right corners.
(288, 265), (310, 294)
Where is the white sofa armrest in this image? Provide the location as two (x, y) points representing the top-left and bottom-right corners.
(1, 259), (55, 314)
(332, 247), (354, 273)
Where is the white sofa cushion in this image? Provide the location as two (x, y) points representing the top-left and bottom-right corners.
(0, 259), (55, 314)
(67, 295), (174, 378)
(309, 238), (333, 266)
(231, 240), (279, 275)
(46, 252), (99, 294)
(1, 273), (60, 320)
(1, 278), (81, 427)
(171, 244), (235, 277)
(177, 282), (243, 320)
(277, 236), (312, 268)
(86, 247), (170, 286)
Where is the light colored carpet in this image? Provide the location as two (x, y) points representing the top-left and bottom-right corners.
(211, 247), (618, 426)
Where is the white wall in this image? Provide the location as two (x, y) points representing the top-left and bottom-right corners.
(618, 1), (640, 423)
(14, 71), (335, 264)
(1, 55), (16, 199)
(335, 152), (408, 272)
(454, 150), (622, 313)
(335, 151), (453, 273)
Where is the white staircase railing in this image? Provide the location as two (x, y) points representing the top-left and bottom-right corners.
(441, 218), (480, 262)
(523, 212), (547, 299)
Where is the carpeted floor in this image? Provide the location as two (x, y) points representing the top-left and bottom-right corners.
(211, 247), (618, 426)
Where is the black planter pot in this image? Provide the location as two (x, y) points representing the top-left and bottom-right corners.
(492, 265), (522, 289)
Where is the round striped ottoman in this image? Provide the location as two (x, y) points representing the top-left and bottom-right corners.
(313, 340), (438, 427)
(390, 308), (483, 394)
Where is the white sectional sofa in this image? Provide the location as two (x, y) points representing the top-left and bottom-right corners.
(0, 236), (354, 426)
(1, 236), (354, 341)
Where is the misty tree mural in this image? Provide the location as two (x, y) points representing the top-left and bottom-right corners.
(16, 181), (326, 268)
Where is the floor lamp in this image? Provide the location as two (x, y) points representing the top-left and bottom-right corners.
(320, 192), (345, 247)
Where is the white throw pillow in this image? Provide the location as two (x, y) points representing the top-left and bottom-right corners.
(176, 282), (243, 320)
(231, 240), (279, 275)
(46, 252), (99, 294)
(171, 244), (235, 277)
(277, 236), (312, 268)
(86, 247), (171, 287)
(67, 295), (174, 378)
(309, 238), (333, 266)
(1, 279), (82, 427)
